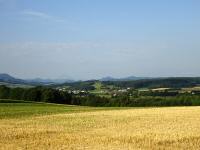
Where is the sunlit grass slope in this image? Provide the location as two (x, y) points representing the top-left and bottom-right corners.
(0, 99), (111, 119)
(0, 100), (200, 149)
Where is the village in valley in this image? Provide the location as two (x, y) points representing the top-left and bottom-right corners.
(56, 81), (200, 98)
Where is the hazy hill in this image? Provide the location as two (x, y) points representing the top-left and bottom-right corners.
(100, 76), (151, 81)
(0, 73), (74, 85)
(27, 78), (74, 84)
(0, 73), (27, 84)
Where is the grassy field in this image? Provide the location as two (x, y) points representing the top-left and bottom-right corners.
(0, 100), (114, 119)
(1, 100), (200, 149)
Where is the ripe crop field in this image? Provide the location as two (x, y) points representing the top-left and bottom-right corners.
(0, 100), (200, 149)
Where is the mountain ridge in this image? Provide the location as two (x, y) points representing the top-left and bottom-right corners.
(0, 73), (75, 85)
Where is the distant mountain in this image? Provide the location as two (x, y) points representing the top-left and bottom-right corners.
(0, 73), (27, 84)
(100, 76), (116, 81)
(0, 73), (16, 81)
(28, 78), (75, 84)
(0, 73), (150, 84)
(0, 73), (75, 85)
(100, 76), (151, 81)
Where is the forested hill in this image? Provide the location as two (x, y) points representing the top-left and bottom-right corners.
(103, 77), (200, 89)
(59, 77), (200, 90)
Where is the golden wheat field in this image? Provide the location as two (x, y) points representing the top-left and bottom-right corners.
(1, 104), (200, 150)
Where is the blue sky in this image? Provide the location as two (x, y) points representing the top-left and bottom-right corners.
(0, 0), (200, 80)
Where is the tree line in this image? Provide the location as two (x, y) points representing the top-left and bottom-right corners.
(0, 85), (71, 104)
(1, 85), (200, 107)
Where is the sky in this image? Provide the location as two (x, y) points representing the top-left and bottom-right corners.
(0, 0), (200, 80)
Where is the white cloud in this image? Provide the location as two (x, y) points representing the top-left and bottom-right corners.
(21, 10), (65, 22)
(22, 10), (52, 19)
